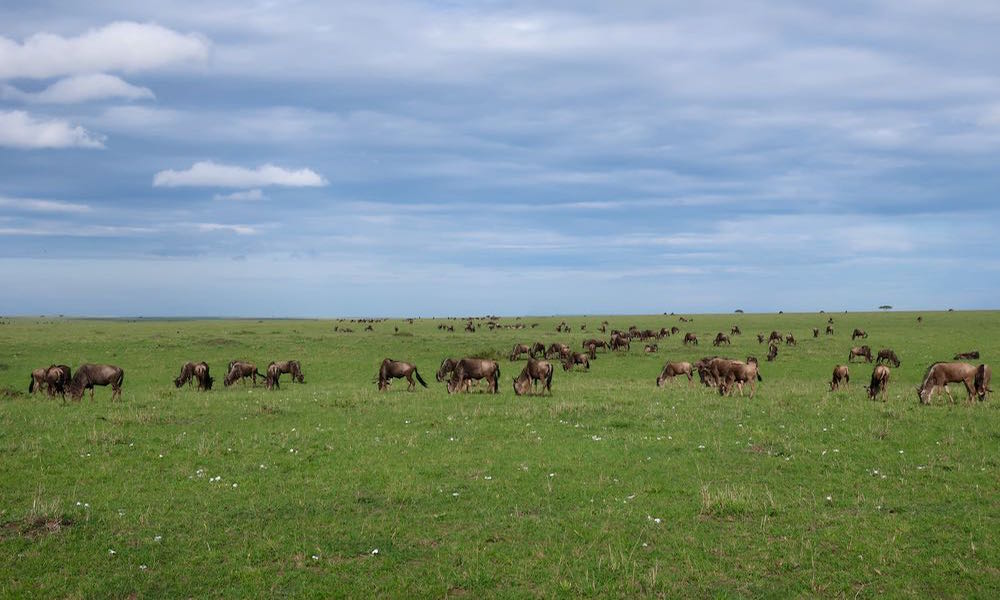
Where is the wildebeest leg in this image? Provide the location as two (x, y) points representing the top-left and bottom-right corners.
(406, 373), (415, 391)
(962, 378), (975, 402)
(944, 384), (954, 404)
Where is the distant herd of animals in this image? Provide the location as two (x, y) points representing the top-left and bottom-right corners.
(25, 316), (992, 406)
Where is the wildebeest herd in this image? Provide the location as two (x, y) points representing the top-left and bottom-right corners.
(26, 318), (992, 405)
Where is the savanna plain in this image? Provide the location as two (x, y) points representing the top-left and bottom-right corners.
(0, 311), (998, 598)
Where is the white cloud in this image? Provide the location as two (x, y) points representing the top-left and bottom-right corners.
(0, 21), (209, 79)
(1, 74), (154, 104)
(196, 223), (257, 235)
(0, 110), (105, 149)
(153, 161), (327, 188)
(213, 189), (266, 201)
(0, 196), (91, 213)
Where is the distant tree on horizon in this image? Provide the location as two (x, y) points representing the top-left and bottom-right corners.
(879, 305), (893, 310)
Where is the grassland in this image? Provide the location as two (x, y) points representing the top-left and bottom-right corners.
(0, 311), (998, 598)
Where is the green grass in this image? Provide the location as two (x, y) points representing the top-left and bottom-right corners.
(0, 311), (998, 598)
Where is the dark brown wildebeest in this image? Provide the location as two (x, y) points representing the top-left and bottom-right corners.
(610, 335), (630, 351)
(826, 325), (834, 335)
(670, 326), (680, 335)
(644, 344), (658, 353)
(706, 357), (761, 398)
(582, 339), (608, 352)
(852, 328), (868, 340)
(731, 325), (742, 336)
(757, 333), (766, 344)
(848, 346), (872, 363)
(529, 341), (546, 359)
(512, 359), (553, 396)
(268, 361), (305, 383)
(224, 361), (264, 386)
(656, 361), (693, 387)
(917, 316), (923, 323)
(975, 364), (992, 401)
(713, 333), (731, 347)
(193, 362), (213, 390)
(917, 362), (979, 404)
(44, 364), (72, 399)
(67, 364), (124, 401)
(264, 362), (283, 390)
(174, 362), (199, 387)
(175, 362), (212, 390)
(679, 316), (688, 322)
(867, 365), (890, 401)
(768, 330), (783, 344)
(29, 367), (48, 394)
(509, 344), (531, 361)
(812, 328), (819, 338)
(562, 352), (590, 371)
(694, 356), (718, 386)
(585, 342), (597, 359)
(598, 324), (607, 333)
(830, 365), (849, 391)
(876, 349), (900, 368)
(828, 317), (835, 324)
(546, 342), (571, 360)
(658, 327), (671, 338)
(683, 333), (698, 346)
(785, 334), (796, 346)
(465, 322), (475, 333)
(766, 344), (778, 362)
(446, 358), (500, 394)
(377, 359), (427, 391)
(954, 351), (980, 360)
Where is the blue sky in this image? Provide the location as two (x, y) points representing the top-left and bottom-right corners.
(1, 1), (998, 316)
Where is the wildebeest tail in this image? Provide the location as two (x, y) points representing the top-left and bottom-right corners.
(757, 370), (762, 382)
(28, 376), (35, 393)
(414, 368), (428, 388)
(545, 364), (554, 392)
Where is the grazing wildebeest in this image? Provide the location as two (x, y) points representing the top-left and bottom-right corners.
(268, 361), (305, 383)
(954, 351), (980, 360)
(683, 333), (698, 346)
(975, 364), (992, 401)
(766, 344), (778, 362)
(867, 365), (890, 401)
(610, 334), (630, 351)
(509, 344), (531, 361)
(826, 325), (834, 335)
(175, 362), (212, 390)
(768, 330), (783, 344)
(670, 326), (680, 335)
(917, 362), (979, 404)
(917, 316), (923, 323)
(707, 357), (762, 398)
(377, 359), (427, 391)
(713, 333), (731, 347)
(582, 339), (608, 352)
(546, 342), (571, 360)
(830, 365), (849, 391)
(852, 328), (868, 340)
(264, 362), (282, 390)
(512, 359), (553, 396)
(224, 361), (264, 386)
(562, 352), (590, 371)
(785, 334), (796, 346)
(813, 328), (820, 338)
(876, 349), (900, 368)
(29, 367), (48, 394)
(529, 341), (546, 359)
(757, 333), (765, 344)
(174, 362), (198, 387)
(193, 362), (213, 390)
(644, 344), (658, 353)
(67, 364), (124, 401)
(848, 345), (872, 363)
(43, 364), (72, 399)
(656, 361), (693, 387)
(446, 358), (500, 394)
(731, 325), (742, 336)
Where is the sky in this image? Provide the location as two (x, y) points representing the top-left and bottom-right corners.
(1, 1), (998, 317)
